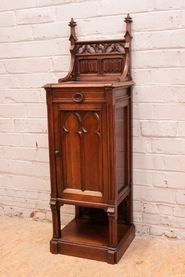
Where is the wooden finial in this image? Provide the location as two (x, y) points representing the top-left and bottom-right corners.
(69, 18), (77, 47)
(69, 18), (77, 28)
(124, 14), (132, 40)
(120, 14), (133, 81)
(58, 19), (77, 82)
(124, 14), (132, 24)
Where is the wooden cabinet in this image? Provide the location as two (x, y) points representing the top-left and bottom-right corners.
(43, 15), (135, 264)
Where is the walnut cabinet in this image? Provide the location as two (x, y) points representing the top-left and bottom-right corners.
(43, 15), (135, 264)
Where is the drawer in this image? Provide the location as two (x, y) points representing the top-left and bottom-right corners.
(52, 87), (106, 103)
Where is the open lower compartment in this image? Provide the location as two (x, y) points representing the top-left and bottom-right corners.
(61, 217), (132, 246)
(50, 207), (135, 264)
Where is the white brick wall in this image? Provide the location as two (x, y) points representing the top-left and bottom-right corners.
(0, 0), (185, 240)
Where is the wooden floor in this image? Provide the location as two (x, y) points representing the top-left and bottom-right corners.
(0, 215), (185, 277)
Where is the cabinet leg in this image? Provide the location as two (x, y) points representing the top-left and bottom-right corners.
(107, 248), (116, 264)
(125, 193), (132, 224)
(50, 199), (61, 239)
(107, 206), (117, 248)
(50, 238), (58, 254)
(75, 206), (82, 218)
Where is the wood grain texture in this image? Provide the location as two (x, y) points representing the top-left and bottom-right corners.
(44, 14), (134, 264)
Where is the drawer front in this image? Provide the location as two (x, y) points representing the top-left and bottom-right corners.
(52, 88), (106, 103)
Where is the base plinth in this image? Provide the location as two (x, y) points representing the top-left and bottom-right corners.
(50, 218), (135, 264)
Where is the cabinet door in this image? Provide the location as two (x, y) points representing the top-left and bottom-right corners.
(53, 102), (108, 205)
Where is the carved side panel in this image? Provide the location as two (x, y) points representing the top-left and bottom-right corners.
(115, 106), (128, 194)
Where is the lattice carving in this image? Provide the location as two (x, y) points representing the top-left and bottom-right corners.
(76, 42), (125, 55)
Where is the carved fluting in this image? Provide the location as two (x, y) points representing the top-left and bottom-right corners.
(103, 59), (123, 73)
(78, 58), (124, 75)
(76, 42), (125, 55)
(79, 59), (98, 74)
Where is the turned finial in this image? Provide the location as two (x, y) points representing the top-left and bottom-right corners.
(69, 18), (77, 28)
(124, 14), (132, 41)
(68, 18), (77, 48)
(124, 14), (132, 24)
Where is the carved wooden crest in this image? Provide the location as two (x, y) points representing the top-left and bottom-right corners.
(58, 14), (132, 83)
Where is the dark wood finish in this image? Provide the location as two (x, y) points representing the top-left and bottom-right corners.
(44, 14), (135, 264)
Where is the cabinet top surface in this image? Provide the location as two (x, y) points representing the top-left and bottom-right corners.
(43, 80), (134, 89)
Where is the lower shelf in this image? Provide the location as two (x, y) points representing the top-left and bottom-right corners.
(50, 218), (135, 264)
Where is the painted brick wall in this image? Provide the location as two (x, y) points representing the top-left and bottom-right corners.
(0, 0), (185, 238)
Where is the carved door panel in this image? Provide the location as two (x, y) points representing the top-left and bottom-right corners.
(54, 102), (108, 204)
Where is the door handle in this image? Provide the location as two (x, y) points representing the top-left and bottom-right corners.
(72, 92), (84, 103)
